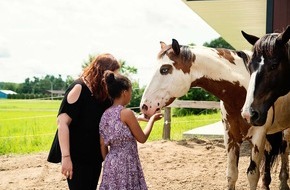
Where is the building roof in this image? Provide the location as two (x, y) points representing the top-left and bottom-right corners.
(46, 90), (65, 95)
(182, 0), (266, 50)
(0, 90), (17, 95)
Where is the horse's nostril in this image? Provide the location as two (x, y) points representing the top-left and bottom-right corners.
(142, 104), (148, 111)
(251, 110), (260, 122)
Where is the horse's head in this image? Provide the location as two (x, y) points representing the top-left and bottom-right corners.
(241, 25), (290, 126)
(140, 39), (194, 117)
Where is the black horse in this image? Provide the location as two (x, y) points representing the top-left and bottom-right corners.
(241, 25), (290, 126)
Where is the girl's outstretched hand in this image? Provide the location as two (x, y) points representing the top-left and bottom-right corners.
(137, 113), (163, 122)
(151, 112), (163, 122)
(137, 113), (149, 122)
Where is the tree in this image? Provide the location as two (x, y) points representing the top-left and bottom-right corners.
(0, 82), (19, 92)
(203, 37), (235, 50)
(15, 75), (71, 96)
(82, 54), (137, 77)
(120, 59), (137, 75)
(20, 78), (32, 94)
(65, 75), (74, 88)
(82, 54), (95, 69)
(31, 77), (41, 94)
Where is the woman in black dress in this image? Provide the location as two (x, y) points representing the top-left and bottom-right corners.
(56, 53), (120, 190)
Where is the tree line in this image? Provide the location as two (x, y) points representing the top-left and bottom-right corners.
(0, 75), (74, 99)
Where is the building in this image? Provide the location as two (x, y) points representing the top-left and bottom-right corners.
(182, 0), (290, 50)
(46, 90), (65, 98)
(0, 90), (17, 99)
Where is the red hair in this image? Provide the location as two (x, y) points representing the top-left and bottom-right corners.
(81, 53), (120, 101)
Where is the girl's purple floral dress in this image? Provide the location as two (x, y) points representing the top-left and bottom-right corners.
(99, 105), (147, 190)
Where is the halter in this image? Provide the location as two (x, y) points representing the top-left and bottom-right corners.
(271, 104), (275, 125)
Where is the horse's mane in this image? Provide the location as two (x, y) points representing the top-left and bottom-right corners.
(254, 33), (290, 60)
(288, 42), (290, 61)
(180, 45), (194, 62)
(158, 45), (194, 63)
(254, 34), (278, 57)
(235, 50), (252, 71)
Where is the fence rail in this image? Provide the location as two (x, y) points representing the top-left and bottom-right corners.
(163, 100), (220, 140)
(168, 100), (220, 109)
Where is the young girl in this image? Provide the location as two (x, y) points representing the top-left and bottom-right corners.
(99, 71), (163, 190)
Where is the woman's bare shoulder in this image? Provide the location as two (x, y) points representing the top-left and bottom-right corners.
(67, 84), (82, 104)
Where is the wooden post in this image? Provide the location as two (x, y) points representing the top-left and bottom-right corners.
(163, 107), (171, 140)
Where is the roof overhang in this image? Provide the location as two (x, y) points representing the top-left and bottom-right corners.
(182, 0), (266, 50)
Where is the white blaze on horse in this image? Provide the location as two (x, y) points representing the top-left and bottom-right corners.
(241, 25), (290, 126)
(140, 39), (290, 190)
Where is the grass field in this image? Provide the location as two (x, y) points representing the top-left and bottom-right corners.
(0, 99), (61, 155)
(0, 99), (221, 155)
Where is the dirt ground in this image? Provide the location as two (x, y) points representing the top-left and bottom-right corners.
(0, 138), (285, 190)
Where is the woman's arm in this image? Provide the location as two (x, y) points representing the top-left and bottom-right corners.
(58, 84), (82, 158)
(57, 84), (81, 179)
(57, 113), (72, 157)
(57, 113), (73, 179)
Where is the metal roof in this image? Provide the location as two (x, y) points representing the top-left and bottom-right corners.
(0, 90), (17, 94)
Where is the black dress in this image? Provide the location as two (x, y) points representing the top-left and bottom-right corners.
(48, 78), (112, 190)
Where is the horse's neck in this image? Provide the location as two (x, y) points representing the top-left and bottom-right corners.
(190, 49), (250, 108)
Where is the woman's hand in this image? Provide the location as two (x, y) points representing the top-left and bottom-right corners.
(61, 156), (73, 180)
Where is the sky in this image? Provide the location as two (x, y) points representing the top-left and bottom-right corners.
(0, 0), (219, 87)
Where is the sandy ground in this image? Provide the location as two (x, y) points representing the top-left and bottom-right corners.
(0, 138), (285, 190)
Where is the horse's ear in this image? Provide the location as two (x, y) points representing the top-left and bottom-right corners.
(172, 39), (180, 55)
(276, 25), (290, 46)
(241, 30), (259, 46)
(160, 41), (167, 49)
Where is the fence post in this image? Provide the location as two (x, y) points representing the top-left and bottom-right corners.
(162, 107), (171, 140)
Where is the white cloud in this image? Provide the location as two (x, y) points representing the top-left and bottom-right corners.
(0, 48), (10, 58)
(0, 0), (219, 86)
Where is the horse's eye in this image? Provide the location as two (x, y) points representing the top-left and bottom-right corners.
(270, 63), (278, 70)
(160, 67), (169, 75)
(161, 68), (168, 73)
(159, 64), (172, 75)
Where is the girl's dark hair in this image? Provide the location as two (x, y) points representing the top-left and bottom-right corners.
(103, 71), (132, 99)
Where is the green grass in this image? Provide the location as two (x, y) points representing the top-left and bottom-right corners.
(0, 99), (61, 155)
(0, 99), (221, 155)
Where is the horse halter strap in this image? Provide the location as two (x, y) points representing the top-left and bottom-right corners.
(271, 104), (275, 125)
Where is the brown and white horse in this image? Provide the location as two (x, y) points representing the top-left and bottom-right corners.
(140, 39), (290, 190)
(241, 26), (290, 126)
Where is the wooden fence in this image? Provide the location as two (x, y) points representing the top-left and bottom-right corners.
(162, 100), (220, 140)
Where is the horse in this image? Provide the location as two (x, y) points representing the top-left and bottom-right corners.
(241, 25), (290, 126)
(140, 39), (290, 190)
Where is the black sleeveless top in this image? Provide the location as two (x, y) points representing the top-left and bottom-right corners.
(58, 79), (112, 164)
